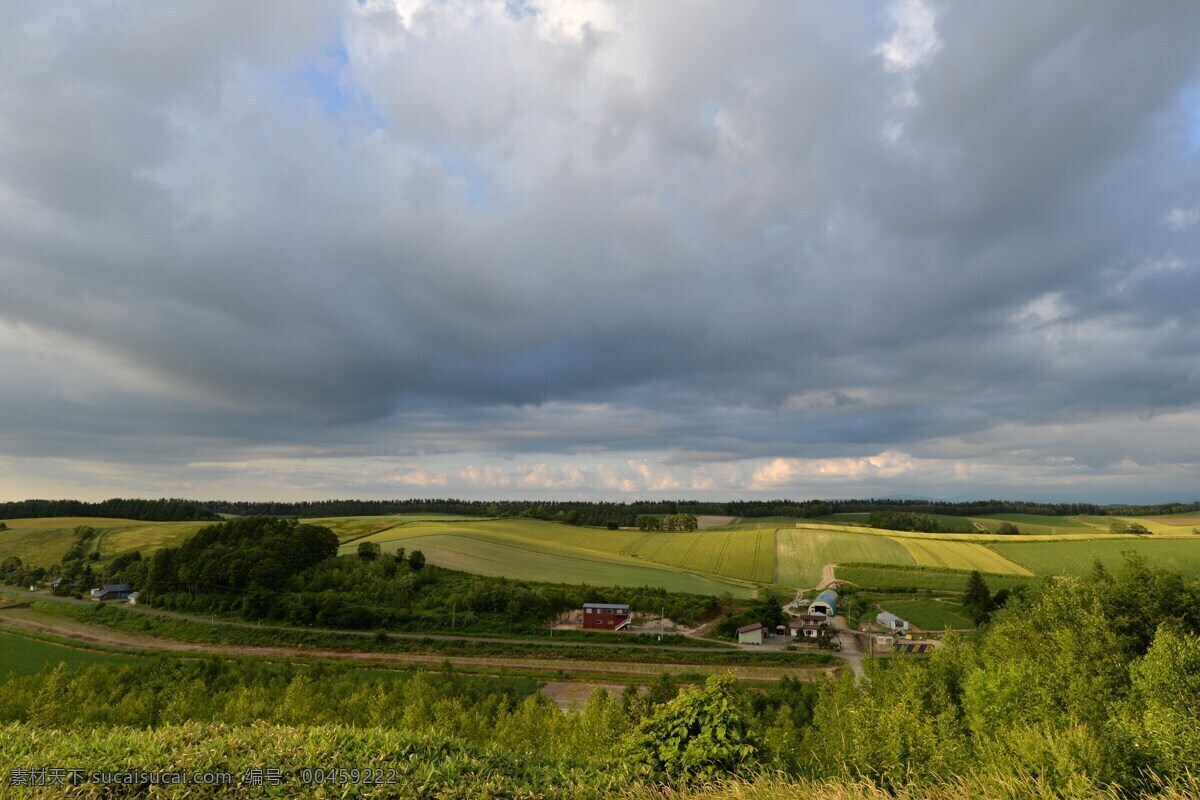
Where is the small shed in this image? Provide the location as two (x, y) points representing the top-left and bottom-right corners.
(876, 610), (910, 631)
(737, 623), (765, 645)
(808, 589), (838, 617)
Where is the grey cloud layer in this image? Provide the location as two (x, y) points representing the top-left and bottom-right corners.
(1, 0), (1198, 501)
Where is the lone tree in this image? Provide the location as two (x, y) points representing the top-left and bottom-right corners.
(407, 550), (425, 570)
(995, 522), (1020, 535)
(964, 570), (993, 625)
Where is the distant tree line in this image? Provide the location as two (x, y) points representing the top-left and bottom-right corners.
(0, 498), (219, 522)
(3, 496), (1196, 527)
(196, 498), (1200, 526)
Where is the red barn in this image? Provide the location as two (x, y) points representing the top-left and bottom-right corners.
(582, 602), (631, 630)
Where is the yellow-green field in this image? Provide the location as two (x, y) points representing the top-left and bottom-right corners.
(991, 538), (1200, 578)
(343, 519), (763, 595)
(615, 529), (776, 583)
(367, 534), (755, 597)
(774, 529), (914, 587)
(898, 539), (1034, 575)
(304, 514), (493, 542)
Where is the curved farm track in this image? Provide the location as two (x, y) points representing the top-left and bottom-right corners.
(0, 607), (839, 684)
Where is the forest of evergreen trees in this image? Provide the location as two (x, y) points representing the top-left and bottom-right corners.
(1, 496), (1196, 525)
(0, 498), (220, 522)
(199, 497), (1200, 524)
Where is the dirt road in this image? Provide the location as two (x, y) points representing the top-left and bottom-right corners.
(0, 607), (838, 683)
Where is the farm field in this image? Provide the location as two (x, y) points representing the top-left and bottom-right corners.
(991, 538), (1200, 578)
(310, 514), (491, 542)
(97, 521), (210, 562)
(1140, 512), (1200, 528)
(617, 529), (775, 583)
(775, 529), (914, 587)
(898, 539), (1033, 575)
(0, 630), (138, 676)
(728, 517), (802, 529)
(352, 518), (773, 587)
(835, 564), (1038, 593)
(878, 599), (974, 630)
(362, 534), (756, 597)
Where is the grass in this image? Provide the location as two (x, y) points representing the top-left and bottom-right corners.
(365, 534), (755, 596)
(876, 599), (974, 630)
(898, 539), (1033, 575)
(835, 563), (1039, 593)
(0, 518), (102, 567)
(991, 538), (1200, 578)
(95, 521), (210, 561)
(0, 629), (139, 676)
(0, 517), (209, 568)
(310, 513), (491, 542)
(26, 602), (835, 673)
(349, 518), (765, 594)
(774, 529), (914, 587)
(618, 529), (776, 583)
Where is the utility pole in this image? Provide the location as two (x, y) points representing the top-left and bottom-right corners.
(452, 602), (456, 630)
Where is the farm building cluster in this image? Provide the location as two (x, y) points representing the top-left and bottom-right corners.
(739, 590), (840, 645)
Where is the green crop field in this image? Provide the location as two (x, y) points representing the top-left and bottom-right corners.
(310, 514), (491, 542)
(878, 599), (974, 630)
(991, 538), (1200, 578)
(0, 630), (138, 676)
(616, 529), (775, 583)
(363, 534), (755, 596)
(898, 539), (1033, 575)
(774, 529), (914, 587)
(835, 564), (1038, 593)
(351, 519), (774, 588)
(97, 521), (210, 562)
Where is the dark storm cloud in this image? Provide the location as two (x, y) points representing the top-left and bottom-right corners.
(1, 0), (1199, 500)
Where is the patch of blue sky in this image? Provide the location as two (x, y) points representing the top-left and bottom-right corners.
(434, 147), (493, 208)
(283, 35), (388, 131)
(505, 0), (537, 21)
(1182, 86), (1200, 152)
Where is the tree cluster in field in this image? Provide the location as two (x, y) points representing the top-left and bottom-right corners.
(0, 521), (7, 530)
(107, 517), (720, 633)
(713, 589), (790, 640)
(0, 498), (219, 522)
(1110, 520), (1151, 535)
(866, 510), (940, 532)
(635, 514), (698, 531)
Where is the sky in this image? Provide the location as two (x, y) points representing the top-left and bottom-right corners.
(1, 0), (1199, 504)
